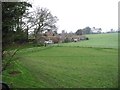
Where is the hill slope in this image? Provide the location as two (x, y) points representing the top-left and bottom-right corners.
(57, 33), (118, 49)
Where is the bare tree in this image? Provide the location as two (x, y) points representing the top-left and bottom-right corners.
(29, 7), (58, 43)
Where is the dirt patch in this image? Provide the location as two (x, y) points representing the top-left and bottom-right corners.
(9, 70), (21, 76)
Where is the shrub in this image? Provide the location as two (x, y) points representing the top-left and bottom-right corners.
(86, 37), (89, 40)
(64, 38), (70, 43)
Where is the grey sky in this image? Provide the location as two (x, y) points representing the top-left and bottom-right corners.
(28, 0), (119, 33)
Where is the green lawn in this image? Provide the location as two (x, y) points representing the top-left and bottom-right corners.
(2, 33), (118, 88)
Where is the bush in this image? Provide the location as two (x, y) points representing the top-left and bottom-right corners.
(52, 37), (60, 43)
(64, 38), (70, 43)
(33, 43), (44, 47)
(86, 37), (89, 40)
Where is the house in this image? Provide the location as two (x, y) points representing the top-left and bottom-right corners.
(38, 36), (60, 44)
(28, 30), (89, 45)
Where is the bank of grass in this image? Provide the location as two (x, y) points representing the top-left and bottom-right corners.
(2, 33), (118, 88)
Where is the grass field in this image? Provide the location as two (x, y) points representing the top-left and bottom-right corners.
(56, 33), (118, 49)
(2, 33), (118, 88)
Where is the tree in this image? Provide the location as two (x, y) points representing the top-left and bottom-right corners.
(83, 26), (92, 34)
(97, 28), (102, 33)
(2, 2), (32, 72)
(118, 28), (120, 33)
(75, 29), (83, 35)
(91, 27), (102, 34)
(2, 2), (32, 49)
(29, 7), (58, 44)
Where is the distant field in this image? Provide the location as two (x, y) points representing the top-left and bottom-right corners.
(56, 33), (118, 49)
(2, 33), (118, 88)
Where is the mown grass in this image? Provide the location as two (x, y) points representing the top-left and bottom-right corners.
(3, 46), (118, 88)
(2, 33), (118, 88)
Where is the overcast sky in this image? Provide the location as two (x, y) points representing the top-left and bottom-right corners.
(28, 0), (119, 33)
